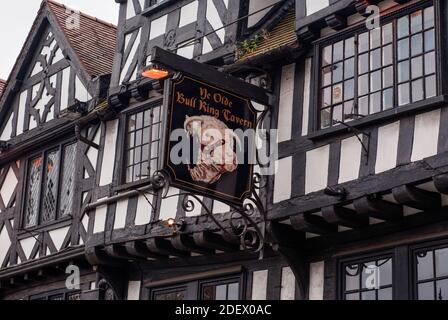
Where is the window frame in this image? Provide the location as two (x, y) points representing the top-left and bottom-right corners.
(147, 273), (244, 301)
(338, 250), (395, 300)
(20, 138), (78, 230)
(309, 0), (446, 139)
(116, 100), (163, 191)
(29, 288), (81, 301)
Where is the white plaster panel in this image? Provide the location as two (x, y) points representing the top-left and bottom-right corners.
(306, 0), (330, 16)
(206, 0), (225, 42)
(100, 120), (119, 186)
(305, 145), (330, 194)
(114, 198), (129, 229)
(20, 237), (36, 259)
(0, 225), (11, 265)
(280, 267), (296, 300)
(149, 15), (167, 40)
(179, 1), (198, 27)
(339, 136), (362, 184)
(185, 195), (203, 217)
(309, 261), (325, 300)
(0, 113), (13, 141)
(302, 58), (312, 136)
(213, 201), (230, 214)
(273, 156), (292, 203)
(93, 204), (108, 234)
(135, 194), (153, 226)
(0, 167), (17, 206)
(16, 90), (27, 135)
(248, 0), (282, 27)
(411, 109), (441, 162)
(277, 64), (295, 143)
(159, 188), (180, 221)
(127, 281), (142, 300)
(251, 270), (268, 300)
(375, 121), (400, 174)
(49, 226), (70, 250)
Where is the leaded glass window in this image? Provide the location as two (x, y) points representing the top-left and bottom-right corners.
(125, 106), (162, 183)
(201, 281), (239, 300)
(23, 142), (77, 228)
(342, 257), (393, 300)
(319, 4), (437, 129)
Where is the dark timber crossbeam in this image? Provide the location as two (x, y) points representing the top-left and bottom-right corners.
(354, 197), (403, 221)
(193, 231), (239, 252)
(171, 234), (214, 255)
(290, 213), (338, 235)
(146, 238), (190, 258)
(392, 185), (441, 211)
(322, 205), (369, 229)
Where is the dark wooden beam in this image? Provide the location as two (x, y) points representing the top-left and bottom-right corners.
(146, 238), (191, 258)
(124, 241), (169, 260)
(354, 196), (403, 221)
(434, 174), (448, 194)
(392, 185), (441, 211)
(322, 205), (369, 229)
(193, 231), (239, 252)
(325, 14), (347, 30)
(290, 213), (338, 235)
(105, 244), (144, 261)
(151, 47), (271, 106)
(266, 222), (307, 300)
(171, 234), (214, 255)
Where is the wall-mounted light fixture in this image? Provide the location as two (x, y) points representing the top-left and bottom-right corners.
(164, 218), (186, 233)
(141, 64), (170, 80)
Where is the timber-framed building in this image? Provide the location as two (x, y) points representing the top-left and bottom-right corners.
(0, 0), (448, 301)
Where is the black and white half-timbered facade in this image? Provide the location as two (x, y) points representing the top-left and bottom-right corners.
(2, 0), (448, 301)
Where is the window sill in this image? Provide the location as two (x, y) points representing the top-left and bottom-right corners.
(113, 179), (154, 194)
(18, 215), (72, 238)
(307, 95), (448, 141)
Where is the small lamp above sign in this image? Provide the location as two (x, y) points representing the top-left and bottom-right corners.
(141, 63), (170, 80)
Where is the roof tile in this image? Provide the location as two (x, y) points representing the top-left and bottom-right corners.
(47, 0), (117, 77)
(0, 79), (6, 98)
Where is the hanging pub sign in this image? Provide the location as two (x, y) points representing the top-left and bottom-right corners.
(161, 74), (258, 205)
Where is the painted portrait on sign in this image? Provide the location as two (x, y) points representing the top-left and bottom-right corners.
(162, 74), (257, 205)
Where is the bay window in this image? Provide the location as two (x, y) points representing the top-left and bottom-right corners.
(318, 3), (438, 129)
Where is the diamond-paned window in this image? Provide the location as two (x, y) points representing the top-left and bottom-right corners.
(23, 142), (77, 228)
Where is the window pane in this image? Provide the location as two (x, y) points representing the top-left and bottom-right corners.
(344, 101), (355, 121)
(361, 290), (376, 300)
(383, 67), (394, 88)
(25, 157), (43, 227)
(383, 45), (393, 66)
(228, 283), (239, 300)
(344, 58), (354, 79)
(378, 288), (393, 300)
(358, 96), (369, 116)
(370, 92), (381, 114)
(59, 143), (76, 217)
(411, 33), (423, 56)
(333, 62), (343, 83)
(358, 53), (369, 74)
(425, 52), (436, 75)
(345, 37), (355, 58)
(370, 28), (381, 49)
(397, 15), (409, 38)
(41, 150), (60, 223)
(215, 285), (227, 300)
(412, 79), (424, 102)
(332, 83), (343, 104)
(322, 45), (332, 66)
(411, 56), (423, 79)
(418, 282), (434, 300)
(359, 32), (369, 53)
(378, 259), (393, 286)
(345, 265), (360, 291)
(333, 104), (343, 124)
(417, 251), (434, 281)
(346, 293), (359, 300)
(436, 279), (448, 300)
(321, 108), (331, 128)
(322, 66), (332, 87)
(333, 41), (344, 62)
(398, 83), (410, 106)
(410, 10), (423, 34)
(370, 71), (381, 92)
(383, 88), (394, 110)
(425, 29), (435, 52)
(424, 7), (435, 29)
(358, 74), (369, 96)
(344, 79), (354, 100)
(370, 49), (381, 70)
(398, 61), (410, 83)
(426, 75), (437, 98)
(382, 23), (393, 44)
(322, 87), (331, 108)
(398, 38), (410, 60)
(435, 248), (448, 278)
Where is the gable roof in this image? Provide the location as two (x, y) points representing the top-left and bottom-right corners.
(0, 80), (6, 99)
(46, 0), (117, 77)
